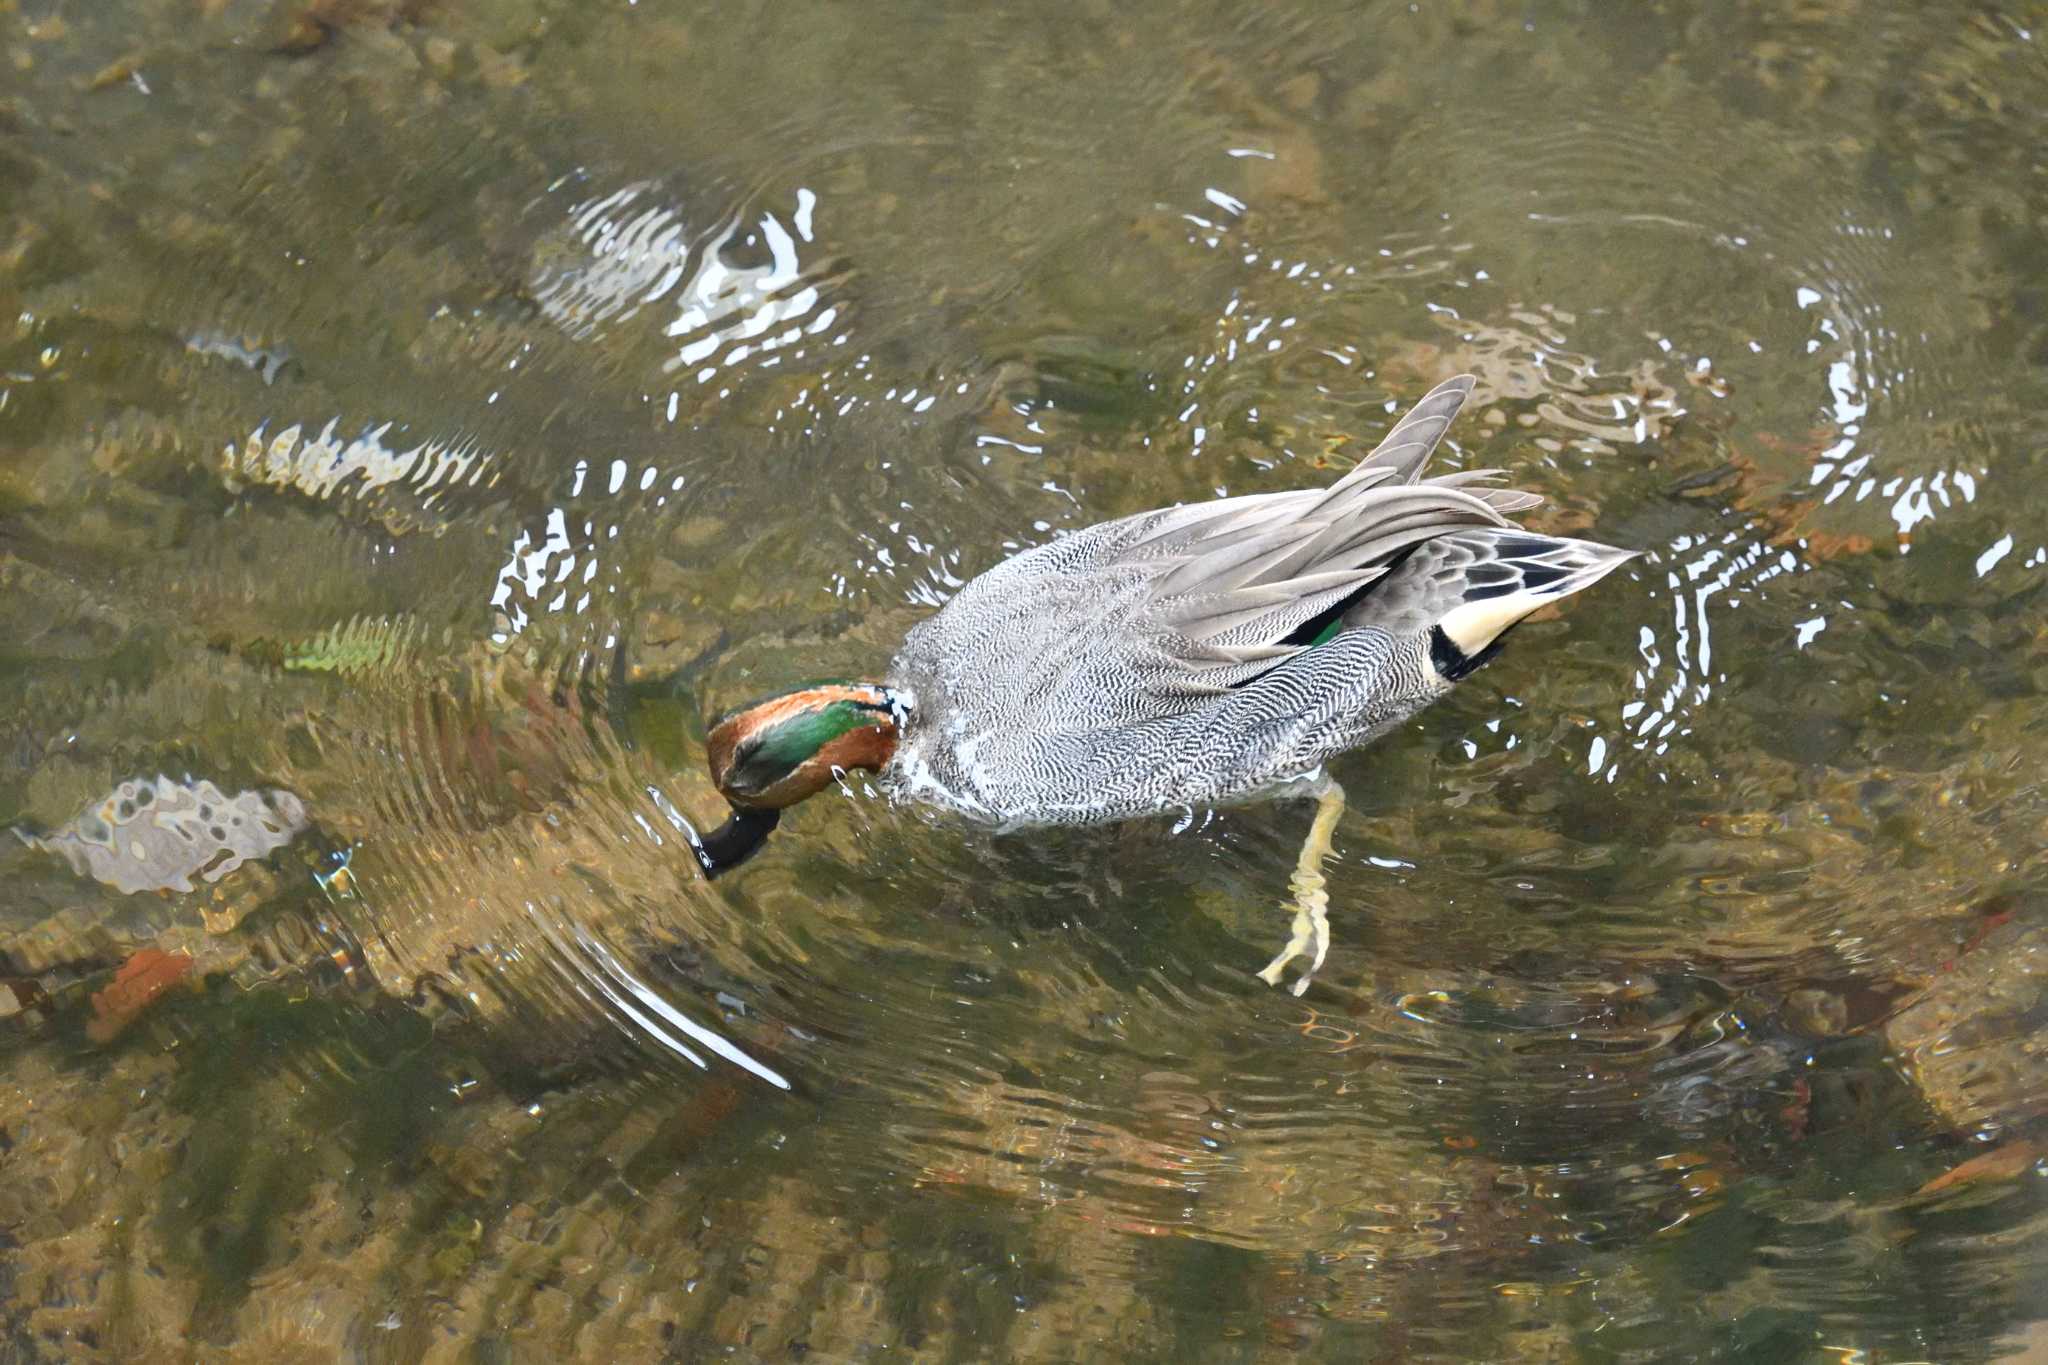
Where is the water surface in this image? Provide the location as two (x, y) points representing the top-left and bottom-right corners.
(2, 0), (2046, 1359)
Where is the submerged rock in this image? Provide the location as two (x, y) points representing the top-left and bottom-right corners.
(1885, 917), (2047, 1140)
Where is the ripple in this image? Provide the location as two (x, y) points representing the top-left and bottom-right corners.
(486, 460), (691, 646)
(4, 3), (2045, 1354)
(524, 177), (857, 414)
(271, 647), (797, 1093)
(1376, 96), (2031, 553)
(1384, 106), (1939, 403)
(222, 415), (500, 537)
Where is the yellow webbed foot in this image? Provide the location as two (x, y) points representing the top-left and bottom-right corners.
(1256, 779), (1344, 996)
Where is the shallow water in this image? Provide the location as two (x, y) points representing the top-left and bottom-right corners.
(2, 0), (2046, 1359)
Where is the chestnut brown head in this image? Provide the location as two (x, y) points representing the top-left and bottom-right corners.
(696, 682), (899, 876)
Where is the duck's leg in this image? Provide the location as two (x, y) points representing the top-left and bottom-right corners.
(1256, 777), (1344, 996)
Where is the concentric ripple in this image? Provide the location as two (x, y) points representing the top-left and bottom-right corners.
(2, 0), (2045, 1356)
(525, 177), (856, 410)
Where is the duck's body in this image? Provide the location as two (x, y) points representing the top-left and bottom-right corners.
(702, 375), (1634, 991)
(886, 621), (1431, 829)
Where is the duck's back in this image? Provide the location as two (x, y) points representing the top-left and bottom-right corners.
(882, 375), (1576, 826)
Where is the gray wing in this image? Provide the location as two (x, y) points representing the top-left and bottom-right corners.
(893, 374), (1541, 733)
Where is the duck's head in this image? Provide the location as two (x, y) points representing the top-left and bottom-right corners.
(696, 681), (901, 877)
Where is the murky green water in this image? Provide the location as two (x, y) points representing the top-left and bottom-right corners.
(3, 0), (2046, 1359)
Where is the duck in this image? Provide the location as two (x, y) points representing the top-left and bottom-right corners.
(695, 374), (1635, 993)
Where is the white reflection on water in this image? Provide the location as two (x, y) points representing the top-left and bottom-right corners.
(529, 179), (850, 398)
(528, 177), (972, 444)
(1585, 533), (1803, 782)
(527, 903), (791, 1090)
(487, 457), (687, 644)
(660, 201), (841, 383)
(224, 417), (496, 514)
(1887, 468), (1982, 545)
(531, 181), (694, 336)
(20, 774), (307, 896)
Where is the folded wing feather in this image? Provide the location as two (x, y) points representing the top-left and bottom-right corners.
(1007, 375), (1551, 721)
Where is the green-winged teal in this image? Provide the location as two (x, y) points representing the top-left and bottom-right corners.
(699, 375), (1634, 992)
